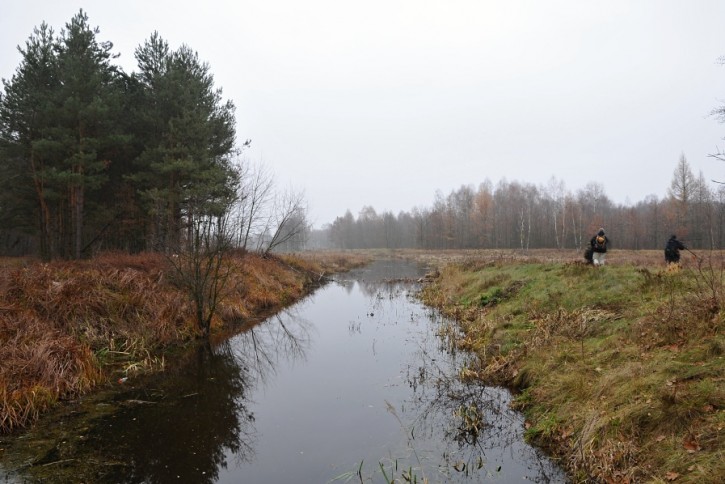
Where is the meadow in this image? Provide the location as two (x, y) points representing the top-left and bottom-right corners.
(417, 248), (723, 483)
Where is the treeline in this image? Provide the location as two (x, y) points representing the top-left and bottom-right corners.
(0, 10), (308, 260)
(316, 154), (725, 251)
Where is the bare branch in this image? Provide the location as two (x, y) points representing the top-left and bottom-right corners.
(262, 186), (309, 255)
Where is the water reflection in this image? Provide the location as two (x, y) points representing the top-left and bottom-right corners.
(230, 311), (313, 385)
(0, 308), (312, 483)
(325, 261), (565, 482)
(395, 342), (563, 482)
(1, 260), (565, 483)
(91, 341), (256, 483)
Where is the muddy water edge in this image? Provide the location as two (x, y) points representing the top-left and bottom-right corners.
(0, 259), (567, 483)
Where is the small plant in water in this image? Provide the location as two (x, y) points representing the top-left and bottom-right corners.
(329, 459), (427, 484)
(453, 403), (484, 444)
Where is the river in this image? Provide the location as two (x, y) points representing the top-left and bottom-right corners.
(1, 259), (566, 483)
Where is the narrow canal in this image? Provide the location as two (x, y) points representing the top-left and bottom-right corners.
(1, 259), (566, 483)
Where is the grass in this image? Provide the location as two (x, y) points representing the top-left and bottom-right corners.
(329, 459), (428, 484)
(0, 249), (368, 434)
(418, 249), (724, 483)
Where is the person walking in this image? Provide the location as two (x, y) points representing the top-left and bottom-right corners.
(664, 234), (686, 264)
(590, 228), (609, 266)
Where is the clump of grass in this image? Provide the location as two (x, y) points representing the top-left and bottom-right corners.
(0, 314), (102, 433)
(0, 253), (191, 432)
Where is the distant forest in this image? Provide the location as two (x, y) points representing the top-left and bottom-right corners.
(311, 154), (725, 252)
(0, 11), (307, 260)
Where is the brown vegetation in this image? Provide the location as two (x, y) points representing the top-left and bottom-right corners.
(0, 250), (368, 433)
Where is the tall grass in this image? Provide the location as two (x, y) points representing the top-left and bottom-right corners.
(0, 250), (366, 433)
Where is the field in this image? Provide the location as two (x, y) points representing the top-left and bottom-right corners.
(414, 248), (724, 483)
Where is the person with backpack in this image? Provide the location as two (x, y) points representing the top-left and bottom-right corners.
(590, 228), (609, 266)
(664, 234), (686, 264)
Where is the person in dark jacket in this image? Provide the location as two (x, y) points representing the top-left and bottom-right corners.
(589, 228), (609, 266)
(664, 234), (686, 264)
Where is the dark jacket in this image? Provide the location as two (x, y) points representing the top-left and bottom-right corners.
(664, 236), (685, 262)
(590, 233), (609, 253)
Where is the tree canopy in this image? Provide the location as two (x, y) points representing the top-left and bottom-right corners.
(0, 11), (240, 259)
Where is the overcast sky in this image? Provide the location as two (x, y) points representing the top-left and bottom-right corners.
(2, 1), (725, 228)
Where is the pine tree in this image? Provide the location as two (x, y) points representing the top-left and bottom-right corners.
(54, 10), (125, 258)
(0, 22), (61, 260)
(131, 34), (238, 251)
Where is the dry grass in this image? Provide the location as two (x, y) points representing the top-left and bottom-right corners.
(0, 253), (190, 433)
(0, 249), (366, 434)
(285, 249), (371, 274)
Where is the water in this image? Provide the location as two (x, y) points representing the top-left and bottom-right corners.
(0, 259), (566, 483)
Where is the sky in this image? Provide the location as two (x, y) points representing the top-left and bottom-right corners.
(2, 1), (725, 229)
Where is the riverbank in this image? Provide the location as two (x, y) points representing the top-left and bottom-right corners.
(0, 250), (368, 434)
(417, 249), (724, 483)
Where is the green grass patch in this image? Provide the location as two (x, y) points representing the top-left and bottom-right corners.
(420, 257), (725, 483)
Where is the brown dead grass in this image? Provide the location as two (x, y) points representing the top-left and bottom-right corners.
(0, 249), (367, 434)
(0, 253), (190, 432)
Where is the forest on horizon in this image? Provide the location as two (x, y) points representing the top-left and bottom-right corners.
(311, 153), (725, 252)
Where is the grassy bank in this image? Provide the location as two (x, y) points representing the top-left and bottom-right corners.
(419, 249), (723, 483)
(0, 250), (368, 434)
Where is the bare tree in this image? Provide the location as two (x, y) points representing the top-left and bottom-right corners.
(643, 194), (661, 249)
(167, 213), (233, 337)
(329, 210), (355, 249)
(472, 181), (494, 248)
(234, 160), (274, 250)
(668, 153), (696, 236)
(693, 170), (715, 248)
(709, 55), (725, 181)
(261, 186), (309, 256)
(547, 177), (567, 248)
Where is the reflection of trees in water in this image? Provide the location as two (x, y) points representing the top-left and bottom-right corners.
(358, 280), (412, 299)
(397, 340), (564, 483)
(339, 259), (429, 299)
(229, 308), (312, 386)
(61, 340), (257, 484)
(18, 310), (313, 484)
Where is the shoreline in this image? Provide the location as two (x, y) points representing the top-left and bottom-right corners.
(416, 249), (723, 483)
(0, 250), (369, 435)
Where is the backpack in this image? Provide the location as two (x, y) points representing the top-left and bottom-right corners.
(594, 235), (606, 250)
